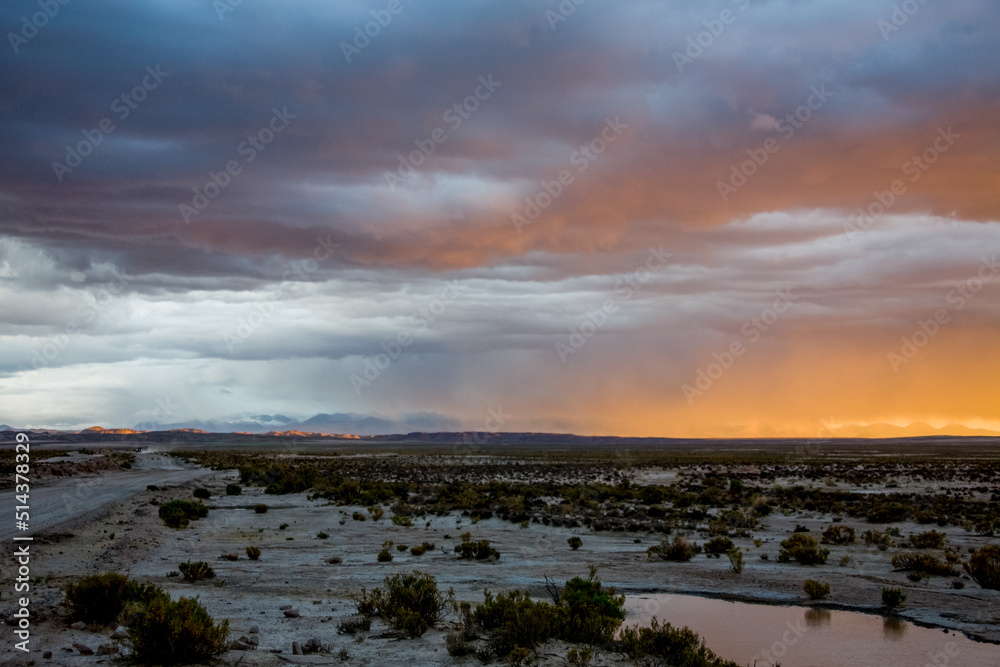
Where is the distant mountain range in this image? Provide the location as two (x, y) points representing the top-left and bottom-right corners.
(132, 412), (463, 436)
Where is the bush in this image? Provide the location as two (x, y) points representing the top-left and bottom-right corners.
(455, 538), (500, 560)
(301, 638), (331, 655)
(356, 571), (449, 638)
(619, 617), (739, 667)
(474, 589), (557, 659)
(559, 575), (625, 644)
(225, 483), (242, 496)
(862, 529), (894, 550)
(317, 531), (329, 540)
(908, 530), (947, 549)
(704, 537), (734, 555)
(126, 595), (229, 664)
(821, 525), (856, 545)
(336, 615), (371, 635)
(726, 547), (744, 574)
(352, 511), (366, 521)
(778, 533), (829, 565)
(891, 553), (956, 576)
(446, 631), (475, 657)
(964, 544), (1000, 590)
(253, 504), (268, 514)
(881, 587), (906, 611)
(178, 561), (216, 582)
(392, 513), (414, 527)
(648, 535), (698, 562)
(568, 536), (583, 550)
(193, 488), (210, 500)
(158, 500), (208, 529)
(410, 542), (434, 556)
(803, 579), (830, 600)
(368, 505), (385, 521)
(64, 573), (166, 625)
(377, 541), (394, 562)
(245, 546), (261, 561)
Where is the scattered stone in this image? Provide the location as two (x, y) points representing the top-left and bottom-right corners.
(70, 621), (86, 630)
(72, 643), (94, 655)
(292, 641), (302, 655)
(60, 647), (73, 653)
(249, 625), (259, 634)
(312, 600), (322, 604)
(248, 636), (259, 646)
(42, 652), (52, 659)
(230, 639), (253, 651)
(112, 625), (129, 639)
(279, 604), (292, 610)
(320, 617), (330, 623)
(96, 643), (118, 655)
(283, 609), (300, 618)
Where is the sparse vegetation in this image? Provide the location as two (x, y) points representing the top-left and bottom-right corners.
(125, 595), (229, 664)
(568, 536), (583, 550)
(377, 540), (395, 562)
(907, 530), (947, 549)
(455, 536), (500, 560)
(891, 553), (956, 576)
(964, 544), (1000, 589)
(881, 587), (907, 612)
(193, 487), (210, 499)
(245, 546), (261, 561)
(178, 561), (216, 582)
(368, 505), (385, 521)
(648, 534), (699, 562)
(821, 524), (855, 545)
(356, 571), (451, 638)
(726, 547), (744, 574)
(158, 500), (208, 529)
(803, 579), (830, 600)
(619, 617), (740, 667)
(64, 573), (166, 625)
(336, 614), (371, 635)
(253, 503), (268, 514)
(225, 483), (242, 495)
(778, 533), (829, 565)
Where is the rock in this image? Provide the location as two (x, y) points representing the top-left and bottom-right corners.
(96, 643), (118, 655)
(313, 600), (322, 604)
(249, 625), (259, 634)
(72, 643), (94, 656)
(60, 647), (73, 653)
(247, 636), (259, 646)
(230, 640), (253, 651)
(111, 625), (129, 639)
(279, 604), (292, 611)
(320, 617), (330, 623)
(70, 621), (86, 630)
(283, 609), (300, 618)
(292, 641), (302, 655)
(42, 652), (52, 659)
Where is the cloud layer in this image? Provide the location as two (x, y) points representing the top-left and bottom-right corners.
(1, 0), (998, 435)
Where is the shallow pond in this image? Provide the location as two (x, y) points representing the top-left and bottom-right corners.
(624, 594), (998, 666)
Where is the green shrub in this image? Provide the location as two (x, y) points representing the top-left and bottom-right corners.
(964, 544), (1000, 590)
(881, 587), (906, 611)
(392, 513), (414, 527)
(352, 511), (366, 521)
(568, 536), (583, 550)
(472, 588), (558, 658)
(648, 535), (698, 562)
(821, 525), (855, 545)
(410, 542), (434, 556)
(803, 579), (830, 600)
(907, 530), (947, 549)
(867, 502), (909, 524)
(704, 537), (734, 554)
(891, 553), (956, 576)
(726, 547), (744, 574)
(225, 483), (242, 496)
(245, 546), (261, 561)
(559, 575), (625, 644)
(317, 531), (329, 540)
(158, 500), (208, 529)
(178, 561), (216, 582)
(862, 529), (895, 550)
(193, 488), (210, 500)
(619, 617), (739, 667)
(336, 614), (371, 635)
(356, 571), (449, 638)
(377, 541), (394, 562)
(126, 595), (229, 664)
(253, 504), (268, 514)
(64, 573), (166, 625)
(778, 533), (829, 565)
(455, 538), (500, 560)
(368, 505), (385, 521)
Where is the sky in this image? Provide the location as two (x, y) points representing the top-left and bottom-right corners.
(1, 0), (999, 437)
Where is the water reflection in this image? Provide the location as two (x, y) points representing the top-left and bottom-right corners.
(882, 616), (907, 640)
(805, 607), (831, 627)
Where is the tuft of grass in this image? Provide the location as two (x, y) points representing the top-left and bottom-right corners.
(803, 579), (830, 600)
(881, 587), (906, 612)
(178, 561), (215, 582)
(245, 546), (261, 561)
(253, 504), (268, 514)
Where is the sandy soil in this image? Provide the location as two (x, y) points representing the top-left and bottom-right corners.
(2, 453), (999, 666)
